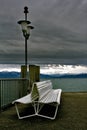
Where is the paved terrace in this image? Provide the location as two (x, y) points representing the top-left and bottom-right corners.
(0, 92), (87, 130)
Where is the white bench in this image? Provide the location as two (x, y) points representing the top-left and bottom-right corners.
(12, 80), (62, 120)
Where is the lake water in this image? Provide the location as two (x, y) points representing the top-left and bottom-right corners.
(41, 78), (87, 92)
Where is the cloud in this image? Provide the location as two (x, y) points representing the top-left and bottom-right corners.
(0, 0), (87, 64)
(40, 64), (87, 74)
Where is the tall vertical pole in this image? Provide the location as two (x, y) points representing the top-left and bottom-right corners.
(24, 7), (29, 66)
(25, 36), (27, 66)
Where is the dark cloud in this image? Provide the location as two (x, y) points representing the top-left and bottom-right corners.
(0, 0), (87, 65)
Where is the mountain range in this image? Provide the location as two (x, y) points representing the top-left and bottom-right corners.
(0, 71), (87, 78)
(40, 73), (87, 78)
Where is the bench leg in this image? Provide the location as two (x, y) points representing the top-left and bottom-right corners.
(37, 103), (59, 120)
(14, 103), (37, 119)
(37, 103), (44, 114)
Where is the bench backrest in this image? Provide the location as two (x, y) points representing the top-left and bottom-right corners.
(31, 80), (52, 101)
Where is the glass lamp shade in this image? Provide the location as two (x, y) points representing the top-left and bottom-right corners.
(27, 26), (34, 35)
(25, 26), (34, 39)
(18, 20), (31, 32)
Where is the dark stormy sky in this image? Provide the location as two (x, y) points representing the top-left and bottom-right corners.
(0, 0), (87, 65)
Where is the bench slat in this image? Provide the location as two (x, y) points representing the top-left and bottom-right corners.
(39, 89), (61, 103)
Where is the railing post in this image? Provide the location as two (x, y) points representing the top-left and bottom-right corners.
(20, 65), (28, 96)
(29, 65), (40, 92)
(21, 65), (27, 78)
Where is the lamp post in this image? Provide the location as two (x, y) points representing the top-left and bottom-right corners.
(18, 6), (34, 66)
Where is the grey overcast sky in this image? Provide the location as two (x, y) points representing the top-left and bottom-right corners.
(0, 0), (87, 65)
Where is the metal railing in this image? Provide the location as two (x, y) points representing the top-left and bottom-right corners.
(0, 78), (28, 110)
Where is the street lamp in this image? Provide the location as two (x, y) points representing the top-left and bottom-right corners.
(18, 6), (34, 66)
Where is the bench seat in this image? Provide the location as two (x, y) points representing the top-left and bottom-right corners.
(12, 94), (32, 104)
